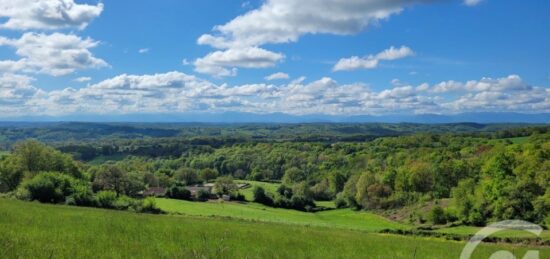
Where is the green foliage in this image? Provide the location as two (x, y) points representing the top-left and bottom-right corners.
(0, 156), (24, 192)
(136, 197), (162, 214)
(174, 167), (200, 185)
(252, 186), (273, 206)
(166, 182), (191, 200)
(67, 182), (95, 206)
(196, 189), (211, 201)
(22, 172), (78, 203)
(96, 191), (117, 208)
(213, 176), (237, 195)
(92, 165), (145, 197)
(428, 206), (447, 225)
(199, 168), (218, 182)
(282, 167), (306, 185)
(12, 140), (82, 178)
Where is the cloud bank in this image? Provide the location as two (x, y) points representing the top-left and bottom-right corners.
(2, 72), (547, 117)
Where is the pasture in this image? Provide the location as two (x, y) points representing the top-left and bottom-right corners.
(1, 198), (547, 258)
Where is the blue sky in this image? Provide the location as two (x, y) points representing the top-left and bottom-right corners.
(0, 0), (549, 118)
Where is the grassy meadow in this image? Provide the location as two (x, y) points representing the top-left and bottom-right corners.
(236, 180), (281, 201)
(1, 198), (548, 259)
(157, 198), (550, 241)
(156, 198), (408, 232)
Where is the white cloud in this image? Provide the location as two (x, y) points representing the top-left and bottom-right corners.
(464, 0), (483, 6)
(3, 72), (547, 117)
(195, 0), (427, 76)
(0, 32), (108, 76)
(265, 72), (290, 81)
(198, 0), (428, 49)
(333, 46), (414, 71)
(0, 0), (104, 30)
(194, 47), (284, 77)
(430, 75), (531, 93)
(138, 48), (150, 54)
(0, 73), (41, 113)
(74, 77), (91, 82)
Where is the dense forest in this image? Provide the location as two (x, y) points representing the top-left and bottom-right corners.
(0, 123), (549, 227)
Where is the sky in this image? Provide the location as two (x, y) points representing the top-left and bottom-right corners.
(0, 0), (549, 119)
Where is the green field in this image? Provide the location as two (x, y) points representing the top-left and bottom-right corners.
(157, 198), (408, 232)
(236, 180), (336, 208)
(1, 199), (547, 258)
(158, 198), (550, 241)
(436, 226), (550, 240)
(236, 180), (281, 201)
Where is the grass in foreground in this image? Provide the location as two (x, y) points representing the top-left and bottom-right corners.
(1, 199), (547, 258)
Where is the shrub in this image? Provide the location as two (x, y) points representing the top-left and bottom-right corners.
(252, 186), (273, 205)
(113, 196), (137, 210)
(230, 192), (245, 201)
(138, 197), (163, 214)
(196, 189), (211, 201)
(166, 182), (191, 200)
(428, 205), (447, 225)
(334, 195), (348, 208)
(96, 191), (117, 208)
(24, 172), (76, 203)
(67, 182), (95, 206)
(213, 176), (237, 195)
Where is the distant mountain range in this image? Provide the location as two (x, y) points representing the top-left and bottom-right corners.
(2, 112), (549, 124)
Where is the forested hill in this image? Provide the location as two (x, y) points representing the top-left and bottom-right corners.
(0, 122), (546, 149)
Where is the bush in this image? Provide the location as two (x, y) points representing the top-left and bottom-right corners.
(196, 189), (211, 201)
(113, 196), (137, 210)
(138, 197), (162, 214)
(67, 182), (95, 206)
(252, 186), (273, 205)
(24, 172), (76, 203)
(96, 191), (117, 208)
(230, 192), (246, 201)
(166, 182), (191, 200)
(334, 195), (348, 208)
(428, 205), (447, 225)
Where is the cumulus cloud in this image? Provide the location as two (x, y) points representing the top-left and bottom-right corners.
(333, 46), (414, 71)
(430, 75), (530, 93)
(0, 0), (104, 30)
(198, 0), (429, 48)
(194, 47), (284, 77)
(195, 0), (429, 76)
(0, 73), (42, 115)
(6, 72), (546, 117)
(265, 72), (290, 81)
(0, 32), (108, 76)
(138, 48), (150, 54)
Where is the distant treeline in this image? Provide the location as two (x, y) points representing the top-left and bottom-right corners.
(0, 122), (546, 151)
(0, 122), (546, 162)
